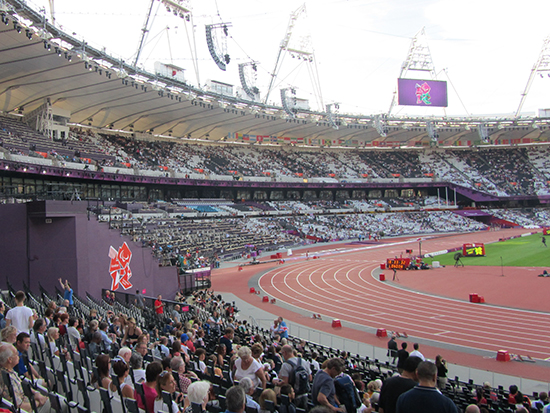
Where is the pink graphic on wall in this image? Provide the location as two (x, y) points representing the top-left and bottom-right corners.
(108, 242), (133, 291)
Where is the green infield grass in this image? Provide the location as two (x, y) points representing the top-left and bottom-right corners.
(424, 233), (550, 267)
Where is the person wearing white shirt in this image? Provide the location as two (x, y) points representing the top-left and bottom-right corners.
(409, 343), (426, 361)
(5, 291), (35, 334)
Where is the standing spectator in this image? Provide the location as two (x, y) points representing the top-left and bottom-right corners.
(276, 316), (289, 339)
(278, 344), (311, 409)
(171, 304), (181, 324)
(387, 334), (398, 364)
(396, 342), (409, 374)
(435, 355), (448, 389)
(0, 302), (6, 329)
(396, 361), (458, 413)
(5, 291), (35, 334)
(311, 358), (346, 412)
(378, 356), (422, 413)
(58, 278), (73, 306)
(409, 343), (425, 361)
(134, 290), (145, 309)
(233, 346), (266, 389)
(154, 295), (164, 320)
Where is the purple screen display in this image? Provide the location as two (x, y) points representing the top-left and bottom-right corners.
(397, 78), (448, 107)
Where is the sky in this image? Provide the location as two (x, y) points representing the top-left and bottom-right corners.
(25, 0), (550, 118)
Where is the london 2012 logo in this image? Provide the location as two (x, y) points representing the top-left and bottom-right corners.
(108, 242), (133, 291)
(415, 82), (432, 105)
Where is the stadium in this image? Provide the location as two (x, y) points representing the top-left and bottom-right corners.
(0, 0), (550, 412)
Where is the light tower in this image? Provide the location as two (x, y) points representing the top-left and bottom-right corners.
(264, 4), (323, 110)
(515, 36), (550, 118)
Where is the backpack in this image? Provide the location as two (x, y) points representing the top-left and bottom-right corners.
(334, 374), (360, 413)
(284, 358), (310, 395)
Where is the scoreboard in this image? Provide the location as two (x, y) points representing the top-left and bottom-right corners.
(462, 243), (485, 256)
(386, 258), (411, 270)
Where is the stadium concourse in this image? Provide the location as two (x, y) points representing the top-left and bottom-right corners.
(211, 227), (550, 387)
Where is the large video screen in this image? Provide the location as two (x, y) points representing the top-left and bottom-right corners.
(398, 78), (448, 107)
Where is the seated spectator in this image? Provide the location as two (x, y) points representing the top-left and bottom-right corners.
(88, 331), (103, 360)
(47, 326), (70, 360)
(135, 361), (163, 413)
(239, 377), (261, 412)
(171, 356), (198, 393)
(259, 388), (277, 413)
(31, 318), (47, 349)
(1, 326), (17, 344)
(154, 370), (185, 413)
(111, 358), (134, 399)
(130, 352), (146, 384)
(279, 384), (297, 413)
(0, 342), (50, 412)
(184, 380), (211, 413)
(92, 354), (112, 392)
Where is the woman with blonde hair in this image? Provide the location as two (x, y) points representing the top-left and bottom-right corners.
(233, 346), (266, 389)
(259, 389), (277, 413)
(122, 317), (142, 346)
(47, 326), (70, 359)
(1, 326), (17, 343)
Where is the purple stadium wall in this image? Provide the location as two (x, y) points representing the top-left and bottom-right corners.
(0, 201), (179, 300)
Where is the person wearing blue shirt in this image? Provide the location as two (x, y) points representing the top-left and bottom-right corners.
(58, 278), (73, 306)
(276, 316), (289, 339)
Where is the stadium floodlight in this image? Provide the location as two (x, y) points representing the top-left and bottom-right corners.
(205, 23), (231, 71)
(515, 35), (550, 118)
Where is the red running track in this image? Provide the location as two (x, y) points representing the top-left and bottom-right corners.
(257, 229), (550, 360)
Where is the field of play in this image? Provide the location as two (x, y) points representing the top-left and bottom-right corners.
(425, 233), (550, 268)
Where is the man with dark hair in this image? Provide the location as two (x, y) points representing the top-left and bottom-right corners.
(508, 385), (519, 404)
(219, 327), (235, 355)
(5, 291), (35, 334)
(396, 342), (409, 374)
(387, 334), (398, 364)
(98, 321), (114, 351)
(14, 332), (47, 387)
(409, 343), (425, 361)
(225, 385), (246, 413)
(396, 361), (458, 413)
(378, 356), (422, 413)
(135, 290), (145, 309)
(134, 361), (162, 413)
(312, 358), (345, 412)
(154, 294), (164, 319)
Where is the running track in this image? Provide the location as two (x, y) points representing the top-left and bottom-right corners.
(214, 228), (550, 380)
